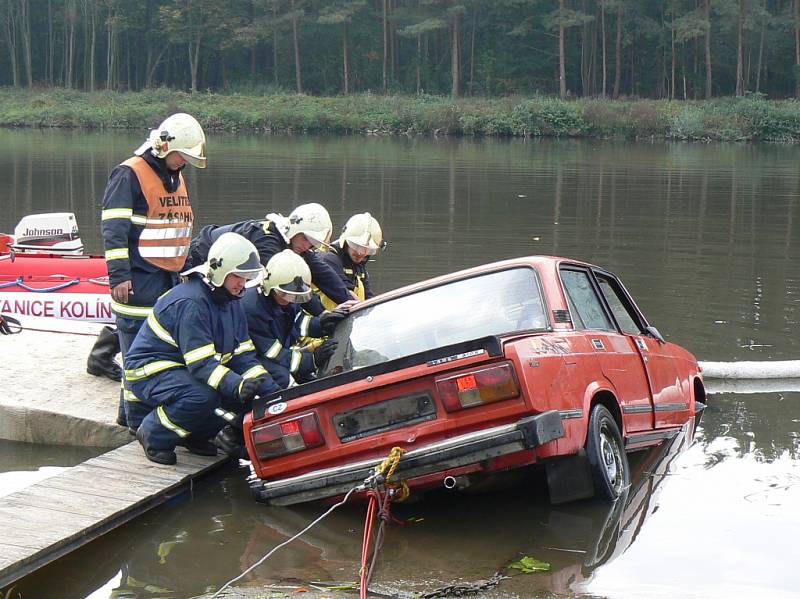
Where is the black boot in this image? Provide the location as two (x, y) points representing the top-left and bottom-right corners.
(87, 326), (123, 382)
(136, 428), (177, 465)
(178, 437), (218, 457)
(214, 425), (247, 459)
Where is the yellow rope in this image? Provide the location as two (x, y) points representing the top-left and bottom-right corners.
(374, 446), (405, 483)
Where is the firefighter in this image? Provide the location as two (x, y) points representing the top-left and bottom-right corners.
(183, 203), (352, 314)
(318, 212), (385, 311)
(123, 232), (279, 465)
(101, 113), (206, 428)
(242, 249), (348, 389)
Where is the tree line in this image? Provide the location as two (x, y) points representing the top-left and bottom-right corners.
(3, 0), (800, 100)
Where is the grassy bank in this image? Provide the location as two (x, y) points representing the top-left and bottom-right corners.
(2, 87), (800, 142)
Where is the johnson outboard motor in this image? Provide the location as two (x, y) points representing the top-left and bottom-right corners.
(10, 213), (84, 254)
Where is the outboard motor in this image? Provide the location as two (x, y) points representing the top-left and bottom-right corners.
(10, 213), (84, 254)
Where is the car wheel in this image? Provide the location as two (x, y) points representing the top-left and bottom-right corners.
(586, 404), (630, 500)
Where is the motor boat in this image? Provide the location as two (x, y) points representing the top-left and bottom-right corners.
(0, 213), (112, 333)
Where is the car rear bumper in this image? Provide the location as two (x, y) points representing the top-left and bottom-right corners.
(250, 410), (565, 506)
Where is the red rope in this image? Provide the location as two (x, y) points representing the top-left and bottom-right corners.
(360, 490), (381, 599)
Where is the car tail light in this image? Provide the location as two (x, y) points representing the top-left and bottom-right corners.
(435, 362), (520, 412)
(250, 412), (324, 460)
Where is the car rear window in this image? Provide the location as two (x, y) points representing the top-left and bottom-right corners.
(322, 267), (545, 375)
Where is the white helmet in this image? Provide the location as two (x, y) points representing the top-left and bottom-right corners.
(339, 212), (385, 255)
(286, 203), (332, 248)
(262, 249), (314, 303)
(183, 232), (262, 287)
(135, 113), (207, 169)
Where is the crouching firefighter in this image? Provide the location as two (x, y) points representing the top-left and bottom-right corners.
(243, 249), (349, 389)
(123, 232), (280, 465)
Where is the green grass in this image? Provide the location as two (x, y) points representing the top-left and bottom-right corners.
(1, 87), (799, 141)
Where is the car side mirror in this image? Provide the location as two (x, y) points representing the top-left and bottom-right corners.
(645, 325), (665, 343)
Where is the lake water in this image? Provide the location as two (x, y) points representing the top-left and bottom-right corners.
(1, 130), (799, 598)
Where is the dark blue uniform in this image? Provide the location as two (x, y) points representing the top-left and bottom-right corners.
(242, 287), (325, 388)
(124, 277), (278, 451)
(321, 242), (375, 299)
(101, 153), (187, 421)
(186, 220), (350, 309)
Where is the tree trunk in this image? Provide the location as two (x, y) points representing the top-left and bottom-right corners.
(755, 0), (765, 93)
(47, 0), (54, 86)
(559, 0), (567, 98)
(273, 0), (279, 85)
(451, 9), (461, 97)
(106, 4), (115, 90)
(601, 0), (606, 97)
(613, 1), (623, 98)
(3, 2), (19, 87)
(736, 0), (746, 96)
(342, 22), (349, 94)
(291, 0), (302, 93)
(382, 0), (388, 93)
(19, 0), (32, 88)
(670, 6), (675, 99)
(705, 0), (712, 98)
(89, 2), (96, 92)
(416, 33), (421, 94)
(796, 0), (800, 98)
(65, 0), (75, 89)
(189, 36), (201, 93)
(469, 0), (478, 94)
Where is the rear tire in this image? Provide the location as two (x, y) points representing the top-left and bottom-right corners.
(586, 405), (629, 500)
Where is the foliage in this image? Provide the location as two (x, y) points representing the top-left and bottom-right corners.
(0, 0), (799, 99)
(1, 89), (799, 142)
(508, 555), (551, 573)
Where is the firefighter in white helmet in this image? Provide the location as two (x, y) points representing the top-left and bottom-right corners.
(100, 112), (207, 430)
(183, 203), (351, 314)
(124, 233), (279, 465)
(318, 212), (385, 311)
(241, 250), (348, 390)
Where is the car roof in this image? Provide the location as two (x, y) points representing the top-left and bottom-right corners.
(358, 255), (600, 308)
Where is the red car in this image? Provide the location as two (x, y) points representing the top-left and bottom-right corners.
(244, 256), (705, 506)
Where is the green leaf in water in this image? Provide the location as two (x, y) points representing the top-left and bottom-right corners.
(508, 555), (551, 573)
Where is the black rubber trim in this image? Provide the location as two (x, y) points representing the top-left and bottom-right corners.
(252, 335), (503, 420)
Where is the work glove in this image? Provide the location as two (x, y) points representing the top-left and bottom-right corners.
(235, 378), (261, 404)
(319, 306), (349, 336)
(313, 339), (338, 369)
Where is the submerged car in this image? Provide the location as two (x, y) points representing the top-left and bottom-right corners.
(243, 256), (705, 506)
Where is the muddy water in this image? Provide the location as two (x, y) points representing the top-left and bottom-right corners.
(1, 131), (799, 598)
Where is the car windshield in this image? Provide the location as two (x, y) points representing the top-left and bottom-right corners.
(321, 266), (546, 376)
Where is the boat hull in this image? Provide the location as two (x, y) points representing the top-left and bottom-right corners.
(0, 253), (113, 332)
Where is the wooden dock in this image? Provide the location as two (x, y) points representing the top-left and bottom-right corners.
(0, 440), (228, 588)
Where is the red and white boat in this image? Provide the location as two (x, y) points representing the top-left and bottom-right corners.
(0, 213), (112, 333)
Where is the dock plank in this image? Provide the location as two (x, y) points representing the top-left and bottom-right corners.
(0, 440), (227, 588)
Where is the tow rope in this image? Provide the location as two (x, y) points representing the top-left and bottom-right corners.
(360, 446), (408, 599)
(211, 447), (409, 599)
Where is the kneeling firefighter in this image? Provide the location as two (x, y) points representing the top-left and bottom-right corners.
(318, 212), (385, 311)
(124, 232), (279, 465)
(242, 249), (349, 389)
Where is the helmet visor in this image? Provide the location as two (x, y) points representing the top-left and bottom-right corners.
(275, 275), (314, 303)
(177, 141), (207, 169)
(346, 238), (380, 256)
(275, 288), (315, 304)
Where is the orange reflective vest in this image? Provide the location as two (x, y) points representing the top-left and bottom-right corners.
(122, 157), (194, 272)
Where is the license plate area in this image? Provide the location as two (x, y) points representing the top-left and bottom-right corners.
(333, 392), (437, 442)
